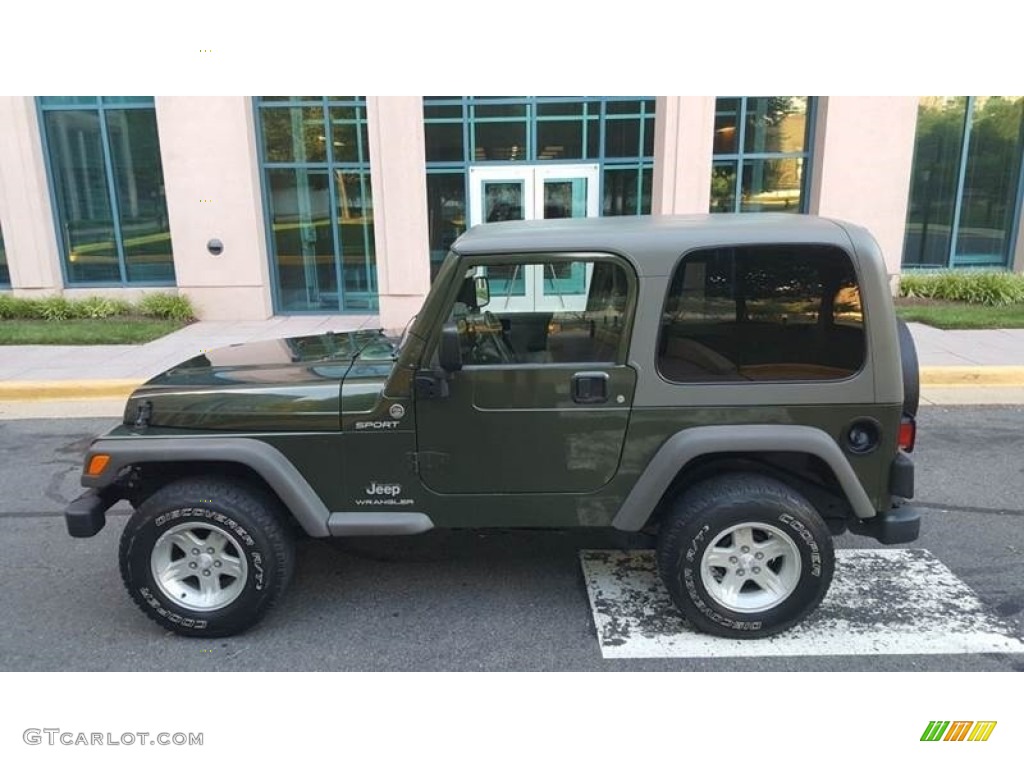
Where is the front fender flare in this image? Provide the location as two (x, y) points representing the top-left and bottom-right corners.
(81, 437), (332, 537)
(611, 424), (876, 531)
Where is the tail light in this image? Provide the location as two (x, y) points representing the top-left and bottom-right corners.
(898, 414), (916, 453)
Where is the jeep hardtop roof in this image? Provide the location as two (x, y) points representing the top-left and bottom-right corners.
(452, 213), (863, 275)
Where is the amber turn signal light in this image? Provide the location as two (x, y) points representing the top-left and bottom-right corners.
(86, 454), (111, 476)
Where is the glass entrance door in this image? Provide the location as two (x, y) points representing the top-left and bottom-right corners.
(468, 164), (599, 312)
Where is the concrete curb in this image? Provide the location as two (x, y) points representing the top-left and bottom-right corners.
(3, 366), (1024, 401)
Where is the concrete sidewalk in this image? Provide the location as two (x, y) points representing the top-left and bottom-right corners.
(911, 324), (1024, 367)
(0, 318), (1023, 402)
(0, 315), (377, 395)
(896, 324), (1024, 402)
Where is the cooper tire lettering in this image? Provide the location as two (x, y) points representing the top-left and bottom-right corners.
(657, 472), (835, 639)
(778, 513), (823, 577)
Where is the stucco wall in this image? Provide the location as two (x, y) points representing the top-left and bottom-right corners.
(651, 96), (715, 215)
(155, 96), (273, 319)
(808, 97), (920, 279)
(0, 96), (63, 295)
(365, 96), (432, 332)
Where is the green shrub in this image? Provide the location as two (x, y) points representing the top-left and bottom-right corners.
(900, 270), (1024, 306)
(0, 293), (192, 321)
(137, 293), (195, 321)
(0, 295), (32, 319)
(76, 296), (131, 319)
(36, 296), (74, 321)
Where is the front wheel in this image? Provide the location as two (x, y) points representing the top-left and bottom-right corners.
(119, 476), (295, 637)
(656, 473), (835, 638)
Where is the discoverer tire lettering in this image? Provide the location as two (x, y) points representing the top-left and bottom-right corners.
(119, 476), (295, 637)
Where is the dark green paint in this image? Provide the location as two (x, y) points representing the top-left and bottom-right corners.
(83, 215), (912, 541)
(126, 330), (393, 432)
(416, 364), (637, 494)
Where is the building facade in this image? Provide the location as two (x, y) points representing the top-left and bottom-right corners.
(1, 96), (1022, 329)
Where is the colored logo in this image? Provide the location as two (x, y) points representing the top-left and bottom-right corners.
(920, 721), (997, 742)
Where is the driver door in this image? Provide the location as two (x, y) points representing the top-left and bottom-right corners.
(414, 254), (637, 495)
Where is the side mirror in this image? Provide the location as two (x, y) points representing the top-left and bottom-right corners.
(474, 276), (490, 308)
(438, 322), (463, 372)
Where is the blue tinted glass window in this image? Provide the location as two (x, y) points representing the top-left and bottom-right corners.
(0, 222), (9, 286)
(903, 96), (1024, 269)
(39, 96), (100, 106)
(711, 97), (813, 214)
(256, 97), (377, 313)
(39, 98), (174, 285)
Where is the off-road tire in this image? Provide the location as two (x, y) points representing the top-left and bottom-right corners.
(656, 472), (835, 639)
(119, 476), (295, 637)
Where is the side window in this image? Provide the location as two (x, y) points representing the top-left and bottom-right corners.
(658, 245), (864, 383)
(449, 258), (631, 365)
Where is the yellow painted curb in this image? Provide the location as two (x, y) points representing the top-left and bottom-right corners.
(919, 366), (1024, 387)
(0, 379), (143, 401)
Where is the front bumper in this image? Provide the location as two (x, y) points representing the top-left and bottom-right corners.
(65, 488), (119, 538)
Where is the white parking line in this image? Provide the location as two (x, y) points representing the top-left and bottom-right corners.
(580, 549), (1024, 658)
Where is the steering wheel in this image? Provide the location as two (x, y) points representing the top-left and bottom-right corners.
(467, 312), (515, 364)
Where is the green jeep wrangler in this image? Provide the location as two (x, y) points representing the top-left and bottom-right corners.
(66, 214), (921, 639)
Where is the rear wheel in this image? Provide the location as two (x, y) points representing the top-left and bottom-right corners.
(657, 473), (835, 638)
(119, 476), (295, 637)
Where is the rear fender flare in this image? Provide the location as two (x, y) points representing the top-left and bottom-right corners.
(611, 424), (876, 531)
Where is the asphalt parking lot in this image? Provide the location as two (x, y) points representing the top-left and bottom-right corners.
(1, 405), (1022, 671)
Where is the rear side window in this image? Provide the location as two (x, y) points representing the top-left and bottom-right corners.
(658, 245), (864, 383)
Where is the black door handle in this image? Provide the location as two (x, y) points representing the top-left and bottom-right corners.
(572, 371), (609, 404)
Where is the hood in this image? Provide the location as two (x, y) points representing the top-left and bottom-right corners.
(124, 330), (397, 431)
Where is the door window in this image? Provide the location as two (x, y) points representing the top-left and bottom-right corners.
(450, 258), (631, 366)
(468, 164), (600, 312)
